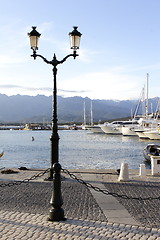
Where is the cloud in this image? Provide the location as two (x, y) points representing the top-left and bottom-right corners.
(0, 84), (51, 91)
(58, 69), (145, 100)
(0, 84), (88, 96)
(58, 89), (88, 93)
(0, 62), (158, 100)
(0, 85), (19, 89)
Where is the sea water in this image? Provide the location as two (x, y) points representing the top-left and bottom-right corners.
(0, 130), (157, 170)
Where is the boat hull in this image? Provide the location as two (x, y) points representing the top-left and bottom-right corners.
(121, 126), (137, 136)
(100, 125), (121, 134)
(134, 129), (149, 139)
(143, 144), (160, 162)
(143, 130), (160, 140)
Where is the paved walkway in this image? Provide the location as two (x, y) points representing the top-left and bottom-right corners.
(0, 168), (160, 239)
(0, 210), (160, 240)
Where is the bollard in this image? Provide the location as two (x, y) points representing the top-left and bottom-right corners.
(151, 156), (160, 175)
(49, 163), (66, 221)
(139, 164), (146, 176)
(118, 163), (129, 182)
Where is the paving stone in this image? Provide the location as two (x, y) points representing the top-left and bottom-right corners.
(0, 169), (160, 239)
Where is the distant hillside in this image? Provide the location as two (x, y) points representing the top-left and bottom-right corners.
(0, 94), (159, 123)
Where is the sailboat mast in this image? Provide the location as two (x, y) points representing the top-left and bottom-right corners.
(90, 100), (93, 126)
(145, 73), (149, 118)
(142, 86), (145, 117)
(83, 99), (86, 126)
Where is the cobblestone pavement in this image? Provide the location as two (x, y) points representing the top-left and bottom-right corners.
(0, 180), (106, 221)
(104, 181), (160, 229)
(0, 168), (160, 239)
(0, 210), (160, 240)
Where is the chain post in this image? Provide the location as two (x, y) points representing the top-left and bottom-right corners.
(49, 163), (66, 221)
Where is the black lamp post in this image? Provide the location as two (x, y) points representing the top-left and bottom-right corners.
(28, 26), (82, 221)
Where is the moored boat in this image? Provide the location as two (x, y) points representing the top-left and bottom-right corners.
(134, 118), (160, 139)
(134, 128), (150, 139)
(121, 126), (138, 136)
(120, 121), (139, 136)
(143, 129), (160, 140)
(143, 144), (160, 162)
(100, 121), (123, 134)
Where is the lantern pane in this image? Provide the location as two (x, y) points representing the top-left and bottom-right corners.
(70, 35), (81, 49)
(69, 26), (82, 50)
(30, 36), (39, 50)
(28, 27), (41, 50)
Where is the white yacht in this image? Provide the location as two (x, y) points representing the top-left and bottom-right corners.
(143, 129), (160, 140)
(81, 124), (90, 130)
(134, 118), (160, 138)
(119, 75), (149, 137)
(100, 121), (124, 134)
(121, 123), (139, 136)
(134, 128), (150, 139)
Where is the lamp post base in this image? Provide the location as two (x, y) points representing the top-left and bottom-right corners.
(49, 208), (66, 222)
(49, 163), (65, 221)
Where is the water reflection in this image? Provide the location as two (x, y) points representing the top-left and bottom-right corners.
(0, 130), (155, 169)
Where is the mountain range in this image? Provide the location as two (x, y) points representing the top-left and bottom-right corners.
(0, 94), (159, 124)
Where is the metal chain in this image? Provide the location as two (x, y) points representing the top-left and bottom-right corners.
(1, 167), (160, 201)
(62, 168), (160, 201)
(0, 168), (50, 187)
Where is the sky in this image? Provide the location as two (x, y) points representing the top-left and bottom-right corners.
(0, 0), (160, 100)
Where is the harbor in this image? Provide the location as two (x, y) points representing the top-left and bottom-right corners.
(0, 129), (158, 170)
(0, 125), (160, 240)
(0, 124), (160, 240)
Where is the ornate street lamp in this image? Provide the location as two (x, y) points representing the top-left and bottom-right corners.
(28, 26), (41, 52)
(28, 26), (82, 221)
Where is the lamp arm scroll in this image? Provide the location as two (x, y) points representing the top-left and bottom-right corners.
(31, 52), (51, 64)
(31, 52), (79, 66)
(58, 52), (79, 65)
